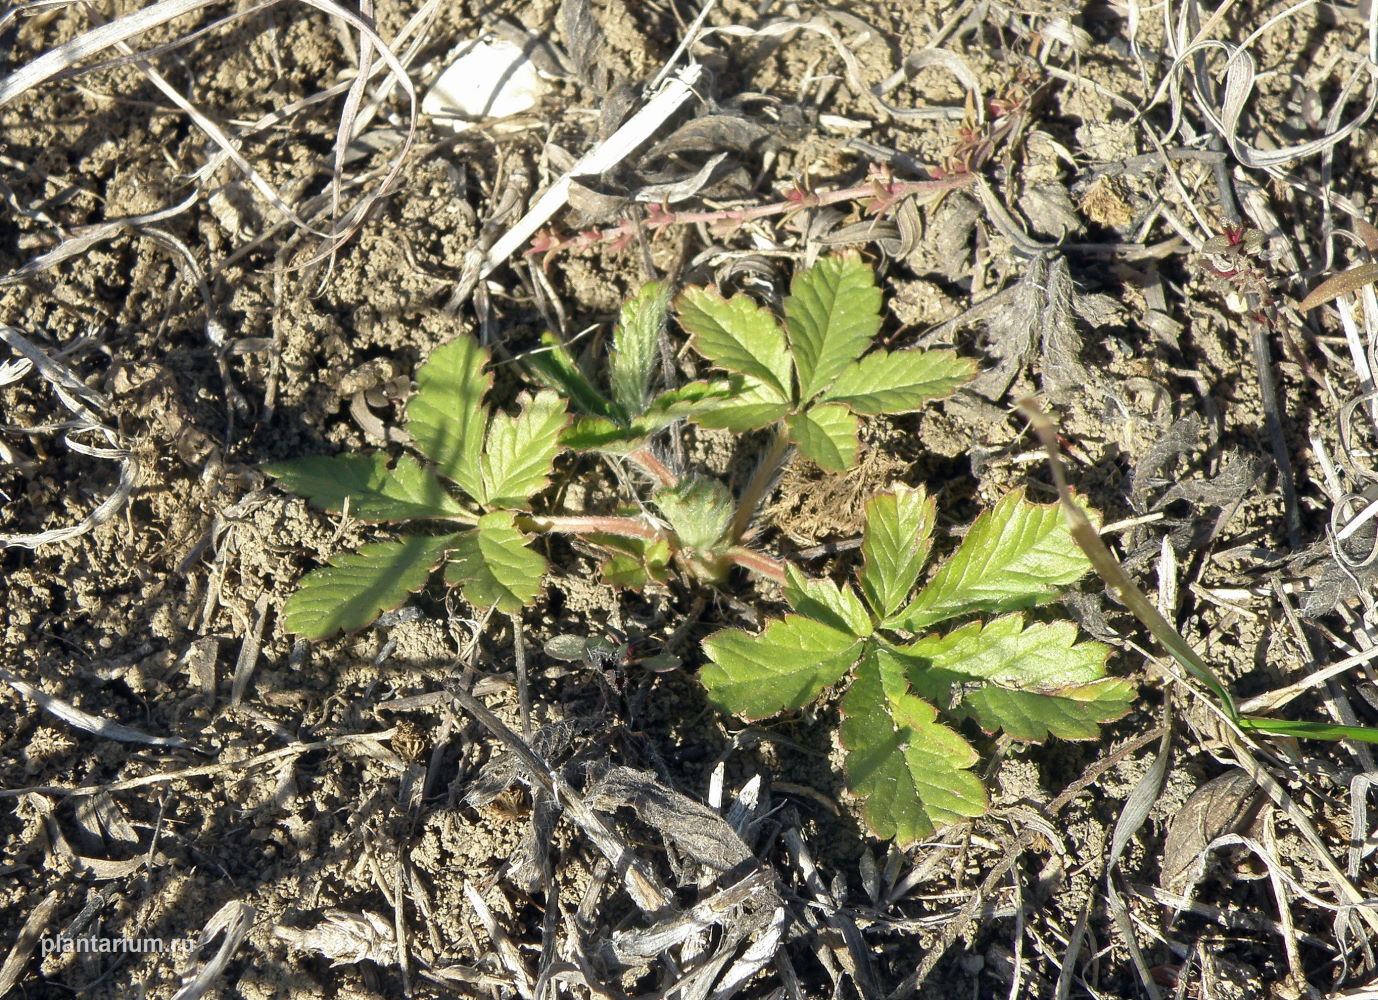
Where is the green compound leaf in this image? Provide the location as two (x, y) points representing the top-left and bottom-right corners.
(444, 512), (547, 613)
(893, 488), (1093, 631)
(408, 336), (491, 499)
(902, 617), (1133, 741)
(822, 349), (976, 415)
(610, 280), (671, 417)
(841, 646), (986, 844)
(862, 486), (936, 621)
(526, 332), (619, 421)
(677, 286), (793, 401)
(786, 402), (858, 472)
(264, 453), (467, 522)
(655, 476), (735, 551)
(691, 377), (793, 432)
(700, 616), (863, 719)
(479, 390), (567, 509)
(282, 533), (461, 639)
(783, 564), (872, 637)
(562, 380), (735, 452)
(784, 253), (882, 401)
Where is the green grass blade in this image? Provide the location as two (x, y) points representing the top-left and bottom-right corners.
(1020, 400), (1239, 716)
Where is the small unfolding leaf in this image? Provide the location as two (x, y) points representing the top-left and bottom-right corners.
(479, 390), (567, 508)
(862, 486), (936, 620)
(407, 336), (491, 498)
(444, 512), (545, 612)
(599, 535), (672, 590)
(893, 489), (1092, 630)
(283, 533), (461, 639)
(902, 617), (1131, 741)
(783, 564), (873, 637)
(655, 476), (734, 551)
(784, 253), (882, 400)
(610, 280), (671, 416)
(264, 453), (467, 521)
(787, 402), (858, 472)
(822, 349), (975, 414)
(700, 616), (863, 719)
(677, 287), (793, 400)
(841, 647), (985, 844)
(526, 333), (619, 420)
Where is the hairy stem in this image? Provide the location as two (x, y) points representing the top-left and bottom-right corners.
(626, 446), (678, 488)
(518, 513), (663, 543)
(730, 427), (792, 544)
(724, 545), (786, 583)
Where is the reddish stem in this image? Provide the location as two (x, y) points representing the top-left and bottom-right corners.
(626, 446), (678, 488)
(518, 514), (662, 542)
(725, 546), (786, 583)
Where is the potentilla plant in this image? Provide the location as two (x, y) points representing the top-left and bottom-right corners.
(700, 486), (1133, 844)
(264, 253), (1132, 841)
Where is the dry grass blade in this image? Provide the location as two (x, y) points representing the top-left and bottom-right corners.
(449, 687), (675, 913)
(0, 667), (191, 748)
(481, 62), (704, 277)
(1301, 263), (1378, 311)
(0, 0), (230, 106)
(0, 890), (59, 996)
(1150, 0), (1378, 173)
(2, 0), (419, 259)
(0, 327), (139, 548)
(281, 0), (418, 263)
(0, 729), (397, 800)
(0, 195), (199, 286)
(784, 828), (879, 999)
(605, 870), (773, 963)
(465, 883), (535, 998)
(1237, 643), (1378, 715)
(169, 900), (255, 1000)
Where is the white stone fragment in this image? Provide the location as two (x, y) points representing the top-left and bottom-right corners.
(422, 38), (547, 130)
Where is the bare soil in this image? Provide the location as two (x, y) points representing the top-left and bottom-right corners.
(4, 0), (1378, 997)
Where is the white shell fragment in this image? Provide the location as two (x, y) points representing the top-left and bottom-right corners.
(423, 39), (547, 131)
